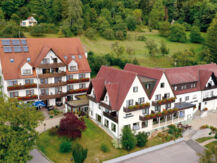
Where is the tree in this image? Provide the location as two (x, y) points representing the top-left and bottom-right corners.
(160, 40), (169, 55)
(169, 24), (187, 43)
(52, 0), (63, 24)
(206, 16), (217, 62)
(0, 97), (43, 162)
(190, 26), (204, 43)
(133, 9), (142, 24)
(121, 126), (137, 151)
(168, 125), (182, 139)
(58, 113), (86, 139)
(159, 21), (171, 37)
(0, 21), (24, 38)
(136, 132), (148, 147)
(72, 143), (88, 163)
(145, 39), (159, 56)
(199, 145), (217, 163)
(126, 16), (137, 31)
(111, 42), (125, 57)
(30, 25), (45, 37)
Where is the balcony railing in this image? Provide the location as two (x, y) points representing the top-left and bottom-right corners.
(38, 72), (66, 78)
(152, 97), (176, 106)
(67, 78), (89, 84)
(67, 88), (88, 94)
(203, 96), (217, 102)
(38, 62), (65, 69)
(7, 83), (37, 91)
(124, 102), (150, 112)
(39, 81), (67, 88)
(17, 95), (38, 101)
(100, 102), (112, 110)
(103, 112), (118, 123)
(87, 95), (97, 102)
(40, 92), (66, 100)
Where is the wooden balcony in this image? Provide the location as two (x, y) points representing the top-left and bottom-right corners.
(7, 83), (37, 91)
(38, 62), (66, 69)
(203, 96), (217, 102)
(103, 112), (118, 123)
(67, 78), (89, 84)
(38, 72), (66, 78)
(67, 88), (88, 94)
(100, 102), (112, 110)
(39, 81), (67, 88)
(40, 92), (67, 100)
(17, 95), (38, 101)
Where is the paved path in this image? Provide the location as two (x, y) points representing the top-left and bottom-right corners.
(36, 116), (63, 133)
(28, 149), (51, 163)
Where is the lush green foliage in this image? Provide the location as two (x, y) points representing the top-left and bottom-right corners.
(169, 24), (187, 43)
(72, 143), (88, 163)
(121, 126), (137, 151)
(190, 26), (204, 43)
(0, 96), (43, 162)
(159, 21), (171, 37)
(59, 140), (72, 153)
(199, 144), (217, 163)
(100, 143), (109, 153)
(168, 125), (182, 139)
(136, 132), (148, 147)
(145, 39), (159, 56)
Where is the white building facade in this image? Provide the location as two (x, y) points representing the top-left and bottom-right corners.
(87, 64), (217, 139)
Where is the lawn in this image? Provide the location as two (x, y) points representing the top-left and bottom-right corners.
(196, 137), (214, 143)
(37, 118), (175, 163)
(205, 141), (217, 149)
(24, 29), (203, 68)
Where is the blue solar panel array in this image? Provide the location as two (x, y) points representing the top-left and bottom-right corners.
(1, 39), (29, 53)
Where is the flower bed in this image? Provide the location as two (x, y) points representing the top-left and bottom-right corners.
(7, 83), (37, 91)
(67, 88), (88, 94)
(124, 102), (150, 112)
(17, 95), (38, 101)
(67, 78), (89, 84)
(140, 108), (179, 120)
(152, 97), (176, 106)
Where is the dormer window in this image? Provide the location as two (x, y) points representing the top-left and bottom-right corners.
(22, 69), (31, 75)
(42, 58), (50, 64)
(72, 55), (75, 59)
(69, 66), (77, 71)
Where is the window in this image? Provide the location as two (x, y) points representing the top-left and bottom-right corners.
(8, 80), (17, 86)
(133, 122), (140, 130)
(155, 94), (161, 100)
(155, 105), (161, 112)
(41, 89), (49, 95)
(79, 83), (86, 89)
(142, 121), (148, 128)
(27, 58), (31, 62)
(164, 93), (170, 99)
(166, 103), (171, 109)
(10, 92), (18, 98)
(133, 86), (138, 92)
(104, 119), (109, 128)
(42, 58), (50, 64)
(22, 69), (31, 75)
(25, 79), (33, 84)
(55, 87), (62, 94)
(181, 85), (187, 90)
(53, 58), (57, 63)
(185, 96), (189, 101)
(126, 99), (133, 107)
(40, 78), (48, 84)
(67, 84), (73, 91)
(174, 86), (177, 91)
(69, 66), (77, 71)
(160, 83), (165, 88)
(54, 77), (62, 83)
(146, 83), (151, 89)
(111, 123), (116, 132)
(191, 83), (196, 88)
(96, 114), (101, 123)
(26, 89), (34, 96)
(67, 75), (73, 80)
(125, 113), (133, 118)
(79, 73), (85, 79)
(105, 95), (108, 102)
(142, 108), (149, 115)
(138, 97), (145, 104)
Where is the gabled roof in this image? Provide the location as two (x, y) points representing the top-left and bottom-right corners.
(89, 66), (137, 111)
(199, 70), (213, 90)
(0, 38), (91, 80)
(124, 64), (163, 99)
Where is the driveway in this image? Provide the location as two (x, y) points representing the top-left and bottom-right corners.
(119, 141), (200, 163)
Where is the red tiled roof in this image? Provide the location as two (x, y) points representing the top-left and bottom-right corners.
(199, 70), (213, 90)
(0, 38), (91, 80)
(89, 66), (137, 111)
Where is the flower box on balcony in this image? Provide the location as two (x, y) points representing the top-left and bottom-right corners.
(152, 97), (176, 106)
(67, 88), (88, 94)
(7, 83), (37, 91)
(17, 95), (37, 101)
(124, 102), (150, 112)
(67, 78), (89, 84)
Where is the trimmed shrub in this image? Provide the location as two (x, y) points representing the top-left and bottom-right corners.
(72, 143), (88, 163)
(59, 140), (72, 153)
(100, 144), (109, 153)
(121, 126), (137, 151)
(136, 132), (148, 147)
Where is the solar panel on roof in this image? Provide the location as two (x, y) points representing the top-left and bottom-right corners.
(14, 46), (22, 52)
(12, 40), (20, 45)
(23, 46), (29, 52)
(21, 40), (27, 45)
(2, 40), (10, 46)
(3, 46), (12, 53)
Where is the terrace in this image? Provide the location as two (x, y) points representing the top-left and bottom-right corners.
(103, 111), (118, 123)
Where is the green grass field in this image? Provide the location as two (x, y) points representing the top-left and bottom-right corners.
(24, 29), (203, 68)
(196, 137), (214, 143)
(205, 141), (217, 149)
(37, 118), (173, 163)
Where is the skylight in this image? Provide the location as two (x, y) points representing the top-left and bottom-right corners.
(10, 59), (14, 63)
(64, 56), (68, 60)
(78, 55), (82, 59)
(72, 55), (75, 59)
(27, 57), (31, 62)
